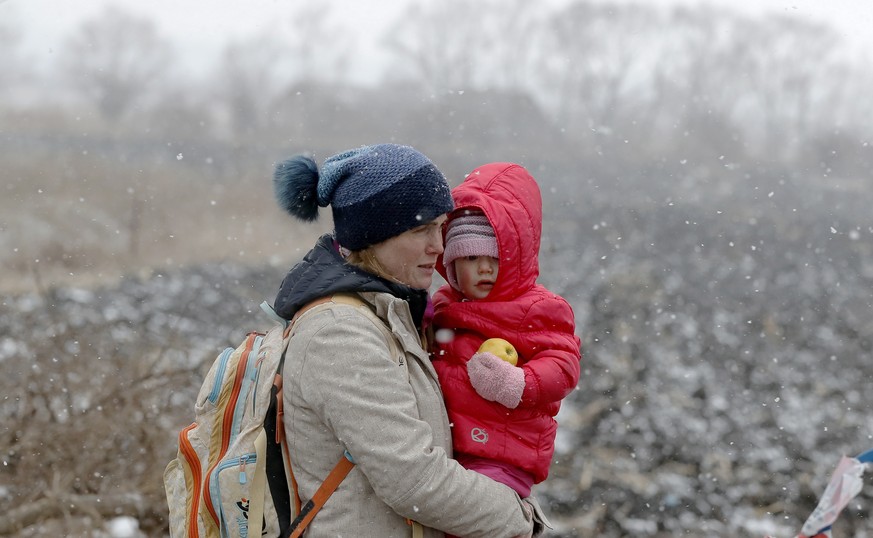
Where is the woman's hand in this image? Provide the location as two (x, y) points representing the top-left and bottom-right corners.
(510, 500), (535, 538)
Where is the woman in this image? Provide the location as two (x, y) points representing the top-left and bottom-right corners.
(271, 144), (540, 537)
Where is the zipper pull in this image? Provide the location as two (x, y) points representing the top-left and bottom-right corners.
(239, 456), (248, 484)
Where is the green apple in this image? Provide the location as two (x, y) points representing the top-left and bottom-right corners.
(477, 338), (518, 366)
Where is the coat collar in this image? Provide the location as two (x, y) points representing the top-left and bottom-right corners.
(361, 291), (439, 380)
(274, 234), (430, 329)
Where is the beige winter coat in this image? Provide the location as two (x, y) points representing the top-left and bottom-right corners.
(282, 291), (534, 537)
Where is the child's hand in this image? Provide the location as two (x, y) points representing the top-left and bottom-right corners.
(466, 352), (525, 408)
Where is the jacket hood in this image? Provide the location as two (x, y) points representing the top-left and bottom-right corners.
(274, 234), (430, 326)
(438, 163), (542, 301)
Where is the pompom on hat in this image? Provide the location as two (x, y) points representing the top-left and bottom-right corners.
(443, 209), (499, 290)
(273, 144), (454, 251)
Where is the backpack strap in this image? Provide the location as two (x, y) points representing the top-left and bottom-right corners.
(288, 451), (356, 537)
(280, 293), (395, 538)
(407, 518), (425, 538)
(271, 295), (339, 537)
(264, 296), (341, 538)
(259, 293), (413, 537)
(331, 293), (402, 361)
(260, 300), (289, 328)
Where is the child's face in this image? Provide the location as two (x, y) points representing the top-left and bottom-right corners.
(454, 255), (499, 300)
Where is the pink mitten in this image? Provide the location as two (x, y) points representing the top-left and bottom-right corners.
(466, 352), (525, 408)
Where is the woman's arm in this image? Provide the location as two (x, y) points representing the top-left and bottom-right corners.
(298, 306), (533, 538)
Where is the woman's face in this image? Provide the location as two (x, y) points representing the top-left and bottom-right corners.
(371, 214), (448, 289)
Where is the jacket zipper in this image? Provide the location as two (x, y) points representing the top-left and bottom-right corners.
(179, 423), (202, 538)
(207, 348), (234, 404)
(202, 333), (259, 528)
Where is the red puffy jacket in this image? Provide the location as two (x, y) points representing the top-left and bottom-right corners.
(433, 162), (582, 483)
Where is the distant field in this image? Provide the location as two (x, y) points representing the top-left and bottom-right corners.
(0, 143), (329, 294)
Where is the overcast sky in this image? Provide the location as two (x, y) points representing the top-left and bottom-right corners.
(4, 0), (872, 80)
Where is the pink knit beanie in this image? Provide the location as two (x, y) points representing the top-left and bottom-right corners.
(443, 210), (498, 290)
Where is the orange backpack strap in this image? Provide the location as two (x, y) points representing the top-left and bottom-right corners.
(288, 452), (356, 538)
(282, 294), (368, 537)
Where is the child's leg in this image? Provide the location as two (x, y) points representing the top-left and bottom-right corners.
(456, 453), (535, 497)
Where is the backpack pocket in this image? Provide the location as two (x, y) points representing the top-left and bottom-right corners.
(163, 459), (188, 538)
(205, 430), (278, 538)
(165, 422), (207, 538)
(207, 453), (257, 536)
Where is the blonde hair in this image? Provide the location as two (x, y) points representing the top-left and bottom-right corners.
(345, 247), (396, 283)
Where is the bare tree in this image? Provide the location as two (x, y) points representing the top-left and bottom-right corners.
(531, 2), (665, 153)
(731, 16), (844, 161)
(482, 0), (549, 92)
(58, 6), (174, 121)
(0, 16), (30, 105)
(641, 6), (751, 160)
(382, 0), (495, 91)
(215, 33), (288, 137)
(213, 1), (352, 142)
(280, 1), (351, 86)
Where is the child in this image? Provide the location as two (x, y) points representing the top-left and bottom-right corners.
(432, 162), (582, 499)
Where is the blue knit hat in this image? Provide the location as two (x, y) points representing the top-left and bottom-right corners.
(273, 144), (454, 251)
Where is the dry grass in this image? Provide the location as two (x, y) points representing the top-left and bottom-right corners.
(0, 144), (330, 294)
(0, 261), (297, 535)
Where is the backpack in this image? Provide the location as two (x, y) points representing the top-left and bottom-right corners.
(164, 294), (380, 538)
